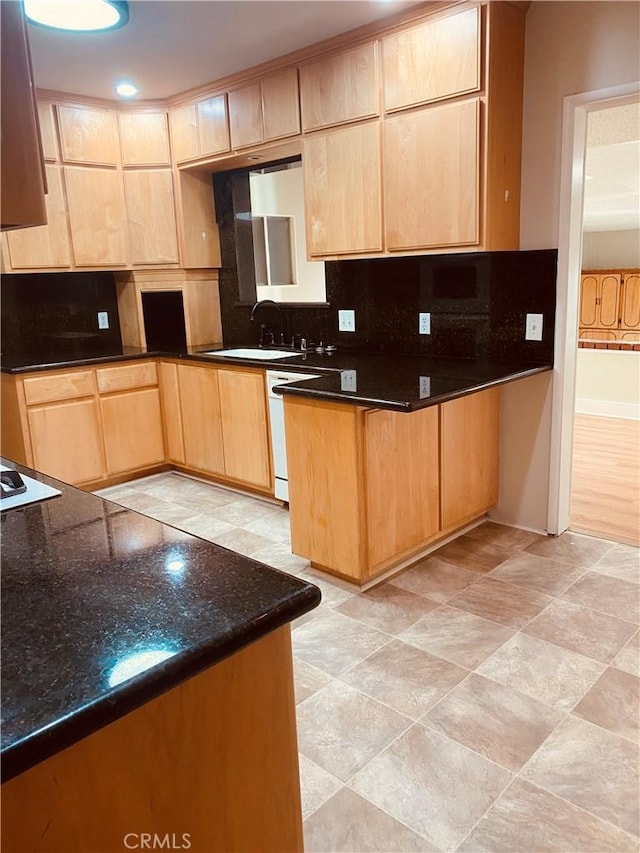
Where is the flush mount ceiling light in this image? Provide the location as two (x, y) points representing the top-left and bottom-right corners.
(116, 81), (138, 98)
(24, 0), (129, 32)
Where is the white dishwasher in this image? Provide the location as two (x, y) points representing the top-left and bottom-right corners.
(266, 370), (320, 502)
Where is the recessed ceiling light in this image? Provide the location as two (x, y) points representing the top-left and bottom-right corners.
(25, 0), (129, 33)
(116, 81), (138, 98)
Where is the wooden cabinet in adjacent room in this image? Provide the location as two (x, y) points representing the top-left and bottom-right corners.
(579, 273), (620, 329)
(620, 272), (640, 330)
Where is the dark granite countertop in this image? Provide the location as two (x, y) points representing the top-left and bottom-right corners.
(1, 345), (551, 411)
(0, 459), (320, 783)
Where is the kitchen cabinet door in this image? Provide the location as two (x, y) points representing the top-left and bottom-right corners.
(218, 369), (271, 489)
(579, 274), (599, 327)
(197, 95), (230, 156)
(262, 68), (300, 141)
(158, 361), (185, 464)
(37, 103), (57, 161)
(5, 164), (71, 269)
(303, 121), (382, 256)
(384, 98), (480, 251)
(169, 104), (199, 163)
(598, 274), (621, 328)
(300, 42), (379, 131)
(228, 84), (263, 150)
(123, 170), (179, 265)
(101, 388), (165, 475)
(177, 364), (225, 475)
(620, 273), (640, 330)
(58, 105), (119, 166)
(64, 167), (128, 266)
(440, 387), (499, 530)
(28, 399), (106, 485)
(118, 111), (171, 166)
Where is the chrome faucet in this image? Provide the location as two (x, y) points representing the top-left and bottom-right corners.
(250, 300), (283, 346)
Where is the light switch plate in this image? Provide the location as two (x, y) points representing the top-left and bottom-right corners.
(340, 370), (357, 392)
(525, 313), (543, 341)
(419, 313), (431, 335)
(338, 309), (356, 332)
(97, 311), (109, 330)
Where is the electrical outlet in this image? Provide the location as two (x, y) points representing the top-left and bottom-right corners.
(525, 313), (543, 341)
(338, 309), (356, 333)
(340, 370), (357, 392)
(97, 312), (109, 330)
(419, 313), (431, 335)
(419, 376), (431, 399)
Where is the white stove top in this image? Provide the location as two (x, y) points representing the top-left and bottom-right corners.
(0, 465), (61, 512)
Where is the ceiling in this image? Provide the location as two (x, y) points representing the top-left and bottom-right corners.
(27, 0), (421, 100)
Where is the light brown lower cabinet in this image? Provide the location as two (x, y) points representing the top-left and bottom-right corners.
(285, 387), (499, 585)
(100, 388), (165, 475)
(177, 363), (225, 476)
(217, 369), (271, 490)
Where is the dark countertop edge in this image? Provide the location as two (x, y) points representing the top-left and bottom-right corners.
(275, 364), (553, 411)
(1, 583), (320, 784)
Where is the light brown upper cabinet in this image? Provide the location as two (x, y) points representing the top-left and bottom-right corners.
(169, 95), (230, 163)
(58, 105), (120, 165)
(5, 164), (71, 269)
(228, 83), (263, 149)
(123, 170), (179, 265)
(382, 6), (481, 112)
(64, 167), (128, 267)
(37, 103), (58, 160)
(118, 111), (171, 166)
(228, 69), (300, 149)
(620, 273), (640, 330)
(384, 98), (480, 251)
(579, 273), (621, 329)
(303, 121), (382, 256)
(300, 42), (379, 131)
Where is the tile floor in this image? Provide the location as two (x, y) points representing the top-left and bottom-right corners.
(97, 471), (640, 853)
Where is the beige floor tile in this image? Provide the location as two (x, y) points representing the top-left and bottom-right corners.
(521, 715), (640, 837)
(400, 605), (514, 669)
(211, 497), (283, 527)
(459, 778), (640, 852)
(613, 630), (640, 677)
(561, 571), (640, 623)
(351, 723), (512, 851)
(94, 483), (139, 501)
(297, 680), (410, 782)
(251, 542), (310, 574)
(449, 577), (552, 629)
(523, 597), (638, 664)
(137, 502), (201, 529)
(477, 633), (605, 711)
(389, 556), (478, 603)
(294, 657), (333, 705)
(340, 639), (467, 720)
(292, 610), (390, 677)
(298, 755), (342, 820)
(465, 521), (542, 551)
(592, 544), (640, 584)
(525, 531), (614, 568)
(172, 491), (240, 515)
(304, 788), (436, 852)
(244, 510), (292, 544)
(112, 491), (173, 515)
(488, 552), (586, 596)
(210, 527), (277, 557)
(335, 584), (438, 635)
(423, 673), (563, 771)
(573, 667), (640, 742)
(433, 535), (513, 574)
(178, 513), (235, 541)
(300, 571), (357, 608)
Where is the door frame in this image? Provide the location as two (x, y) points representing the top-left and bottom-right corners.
(547, 81), (640, 535)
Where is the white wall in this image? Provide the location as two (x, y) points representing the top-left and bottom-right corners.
(249, 164), (326, 303)
(575, 349), (640, 418)
(492, 1), (640, 532)
(582, 230), (640, 269)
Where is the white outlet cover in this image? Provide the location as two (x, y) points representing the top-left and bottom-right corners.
(338, 309), (356, 332)
(97, 311), (109, 330)
(419, 376), (431, 398)
(525, 313), (543, 341)
(340, 370), (357, 392)
(419, 312), (431, 335)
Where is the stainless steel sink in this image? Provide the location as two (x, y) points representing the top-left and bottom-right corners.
(204, 348), (298, 360)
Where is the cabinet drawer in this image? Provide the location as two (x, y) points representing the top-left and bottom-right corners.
(23, 370), (95, 405)
(96, 361), (158, 393)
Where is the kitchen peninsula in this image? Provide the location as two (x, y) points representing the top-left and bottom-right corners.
(1, 460), (320, 852)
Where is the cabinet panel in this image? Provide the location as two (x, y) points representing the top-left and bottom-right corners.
(599, 273), (621, 328)
(262, 68), (300, 141)
(64, 167), (128, 266)
(384, 99), (479, 250)
(118, 111), (171, 166)
(383, 6), (480, 112)
(58, 105), (119, 165)
(440, 388), (499, 529)
(197, 95), (230, 156)
(96, 361), (158, 394)
(37, 102), (57, 160)
(23, 370), (94, 405)
(28, 399), (105, 484)
(365, 407), (439, 570)
(123, 170), (179, 265)
(101, 388), (165, 475)
(228, 84), (263, 149)
(177, 364), (224, 475)
(177, 170), (221, 268)
(621, 273), (640, 330)
(169, 104), (199, 162)
(303, 121), (382, 255)
(300, 42), (379, 131)
(579, 274), (599, 327)
(6, 164), (71, 269)
(158, 361), (185, 464)
(218, 369), (271, 489)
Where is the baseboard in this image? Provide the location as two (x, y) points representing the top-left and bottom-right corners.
(576, 398), (640, 420)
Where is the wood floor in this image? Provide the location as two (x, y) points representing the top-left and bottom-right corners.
(571, 413), (640, 546)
